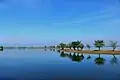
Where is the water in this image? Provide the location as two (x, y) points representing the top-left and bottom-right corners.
(0, 49), (120, 80)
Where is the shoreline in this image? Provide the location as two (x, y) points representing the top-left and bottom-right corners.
(60, 49), (120, 55)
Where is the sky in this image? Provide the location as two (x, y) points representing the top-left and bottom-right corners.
(0, 0), (120, 46)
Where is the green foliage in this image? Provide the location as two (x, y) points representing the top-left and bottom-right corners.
(71, 41), (84, 50)
(79, 43), (84, 51)
(94, 40), (105, 50)
(109, 41), (118, 51)
(71, 41), (81, 50)
(67, 43), (72, 49)
(57, 45), (61, 49)
(59, 43), (67, 50)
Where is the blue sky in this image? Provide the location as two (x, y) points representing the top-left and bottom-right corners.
(0, 0), (120, 46)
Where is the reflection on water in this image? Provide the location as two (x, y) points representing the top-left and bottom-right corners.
(59, 51), (119, 65)
(60, 52), (84, 63)
(0, 49), (120, 80)
(110, 54), (118, 65)
(94, 54), (105, 66)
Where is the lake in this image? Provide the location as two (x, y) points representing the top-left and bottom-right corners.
(0, 49), (120, 80)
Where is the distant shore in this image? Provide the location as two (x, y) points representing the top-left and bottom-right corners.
(60, 49), (120, 55)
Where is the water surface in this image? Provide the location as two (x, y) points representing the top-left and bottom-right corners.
(0, 49), (120, 80)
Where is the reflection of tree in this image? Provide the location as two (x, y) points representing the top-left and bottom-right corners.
(87, 55), (91, 60)
(44, 49), (47, 51)
(110, 54), (118, 65)
(50, 49), (52, 51)
(95, 54), (105, 66)
(60, 52), (66, 57)
(0, 46), (3, 51)
(60, 52), (84, 63)
(71, 53), (84, 62)
(57, 50), (60, 53)
(53, 49), (55, 51)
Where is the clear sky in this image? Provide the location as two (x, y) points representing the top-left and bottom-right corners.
(0, 0), (120, 46)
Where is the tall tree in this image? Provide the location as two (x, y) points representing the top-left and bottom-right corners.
(94, 40), (105, 51)
(109, 41), (118, 51)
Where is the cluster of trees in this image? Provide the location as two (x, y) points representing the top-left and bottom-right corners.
(58, 40), (118, 51)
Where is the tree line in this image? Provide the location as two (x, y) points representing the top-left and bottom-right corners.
(57, 40), (118, 51)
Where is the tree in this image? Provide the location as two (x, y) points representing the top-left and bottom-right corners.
(67, 43), (72, 49)
(94, 40), (105, 51)
(59, 43), (66, 50)
(79, 43), (84, 51)
(71, 41), (81, 50)
(86, 44), (91, 50)
(109, 41), (118, 51)
(57, 45), (61, 49)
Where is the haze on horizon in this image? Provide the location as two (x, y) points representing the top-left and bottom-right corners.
(0, 0), (120, 46)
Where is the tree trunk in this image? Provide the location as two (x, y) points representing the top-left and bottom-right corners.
(81, 48), (83, 51)
(89, 48), (90, 50)
(73, 47), (76, 50)
(99, 47), (101, 51)
(113, 48), (115, 51)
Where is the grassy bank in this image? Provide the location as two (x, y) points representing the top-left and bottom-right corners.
(61, 49), (120, 55)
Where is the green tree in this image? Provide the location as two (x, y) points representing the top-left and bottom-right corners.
(59, 43), (66, 50)
(94, 40), (105, 51)
(57, 45), (61, 49)
(79, 43), (84, 51)
(71, 41), (81, 50)
(86, 44), (91, 50)
(67, 43), (72, 49)
(109, 41), (118, 51)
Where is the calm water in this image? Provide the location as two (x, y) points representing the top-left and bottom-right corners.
(0, 49), (120, 80)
